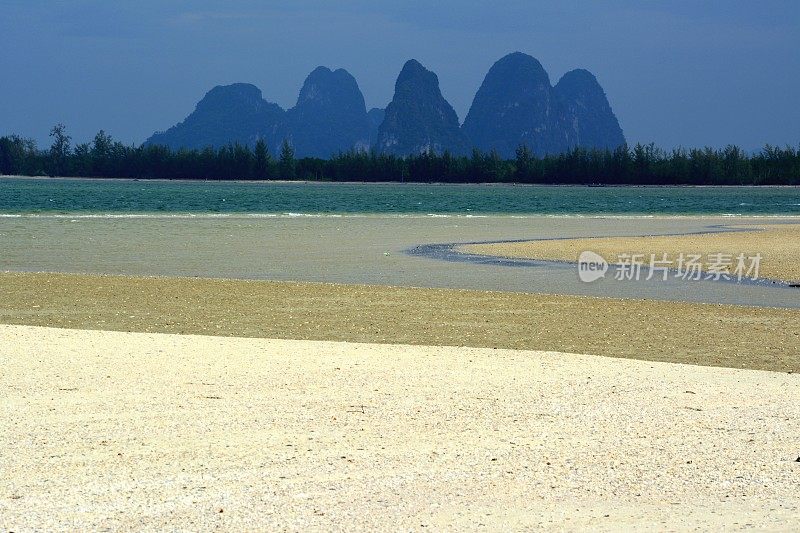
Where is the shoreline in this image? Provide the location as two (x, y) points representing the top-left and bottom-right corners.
(2, 212), (800, 219)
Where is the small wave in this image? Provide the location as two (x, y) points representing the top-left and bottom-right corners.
(0, 213), (234, 219)
(281, 212), (345, 218)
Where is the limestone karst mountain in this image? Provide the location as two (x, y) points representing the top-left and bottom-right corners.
(146, 54), (625, 158)
(280, 67), (372, 158)
(554, 68), (626, 152)
(462, 52), (625, 157)
(145, 83), (285, 151)
(374, 59), (469, 156)
(462, 52), (559, 158)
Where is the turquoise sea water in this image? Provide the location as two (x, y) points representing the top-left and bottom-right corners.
(1, 177), (799, 216)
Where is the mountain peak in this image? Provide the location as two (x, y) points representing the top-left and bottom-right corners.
(399, 59), (427, 75)
(491, 52), (550, 86)
(146, 83), (284, 150)
(462, 53), (624, 157)
(302, 66), (358, 82)
(305, 66), (333, 80)
(496, 52), (544, 68)
(554, 69), (625, 151)
(284, 65), (370, 157)
(462, 52), (556, 157)
(204, 82), (262, 95)
(396, 59), (438, 89)
(196, 83), (265, 112)
(377, 59), (468, 156)
(297, 67), (360, 104)
(556, 69), (599, 89)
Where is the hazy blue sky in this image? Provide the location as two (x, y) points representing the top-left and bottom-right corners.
(1, 1), (798, 150)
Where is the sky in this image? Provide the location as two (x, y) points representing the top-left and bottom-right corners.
(1, 0), (798, 151)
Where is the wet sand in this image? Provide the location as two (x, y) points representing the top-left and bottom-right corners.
(461, 224), (800, 283)
(2, 214), (798, 307)
(1, 272), (798, 372)
(2, 324), (798, 531)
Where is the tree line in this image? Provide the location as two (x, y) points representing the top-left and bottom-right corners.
(1, 124), (798, 185)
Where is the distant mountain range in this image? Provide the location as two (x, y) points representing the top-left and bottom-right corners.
(145, 52), (625, 158)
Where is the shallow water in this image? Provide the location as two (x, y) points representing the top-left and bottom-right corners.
(2, 177), (797, 307)
(1, 213), (797, 308)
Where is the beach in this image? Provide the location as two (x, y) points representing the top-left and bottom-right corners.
(2, 0), (799, 526)
(2, 324), (798, 530)
(2, 179), (800, 530)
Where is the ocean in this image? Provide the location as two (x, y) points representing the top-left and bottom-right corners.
(1, 177), (799, 216)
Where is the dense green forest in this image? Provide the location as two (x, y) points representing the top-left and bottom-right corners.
(1, 124), (799, 185)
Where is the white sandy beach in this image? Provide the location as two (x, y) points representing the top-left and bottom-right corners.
(2, 324), (799, 531)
